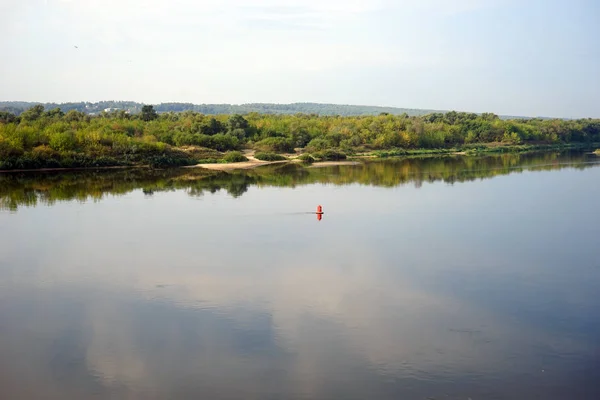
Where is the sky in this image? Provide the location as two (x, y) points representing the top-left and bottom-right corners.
(0, 0), (599, 118)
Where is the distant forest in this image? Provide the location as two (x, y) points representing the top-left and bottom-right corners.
(1, 101), (460, 117)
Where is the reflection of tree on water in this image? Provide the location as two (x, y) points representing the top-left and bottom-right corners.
(0, 151), (598, 211)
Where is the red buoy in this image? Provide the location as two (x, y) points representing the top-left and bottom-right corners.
(316, 205), (323, 214)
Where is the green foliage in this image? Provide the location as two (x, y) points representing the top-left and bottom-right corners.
(305, 138), (329, 152)
(297, 153), (315, 163)
(45, 108), (65, 119)
(64, 110), (86, 122)
(141, 105), (158, 121)
(49, 132), (77, 152)
(312, 149), (347, 161)
(222, 151), (248, 163)
(0, 111), (17, 124)
(210, 134), (239, 151)
(200, 118), (226, 135)
(146, 149), (197, 168)
(254, 152), (287, 161)
(1, 105), (600, 171)
(179, 146), (223, 161)
(229, 128), (246, 140)
(254, 137), (295, 153)
(228, 114), (249, 131)
(20, 105), (45, 121)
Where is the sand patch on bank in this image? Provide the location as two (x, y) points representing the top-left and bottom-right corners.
(194, 150), (362, 170)
(308, 161), (362, 168)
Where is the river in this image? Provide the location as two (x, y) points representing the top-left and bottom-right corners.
(1, 151), (599, 399)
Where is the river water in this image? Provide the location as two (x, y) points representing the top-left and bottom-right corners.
(1, 152), (599, 399)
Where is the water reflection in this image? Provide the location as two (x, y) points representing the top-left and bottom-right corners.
(1, 151), (599, 211)
(1, 152), (599, 399)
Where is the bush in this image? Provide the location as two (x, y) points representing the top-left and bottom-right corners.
(305, 137), (330, 152)
(31, 145), (57, 160)
(210, 134), (239, 151)
(179, 146), (223, 162)
(312, 149), (347, 161)
(172, 132), (238, 151)
(254, 137), (295, 153)
(254, 152), (287, 161)
(147, 154), (196, 168)
(298, 153), (315, 163)
(143, 147), (198, 168)
(49, 131), (77, 152)
(229, 128), (246, 140)
(222, 151), (248, 163)
(0, 137), (24, 158)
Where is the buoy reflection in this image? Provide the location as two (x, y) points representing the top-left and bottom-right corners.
(316, 205), (324, 221)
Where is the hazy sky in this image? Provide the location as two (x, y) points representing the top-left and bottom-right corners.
(1, 0), (598, 117)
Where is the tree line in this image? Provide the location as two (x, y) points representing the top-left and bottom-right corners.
(0, 104), (599, 170)
(0, 101), (439, 117)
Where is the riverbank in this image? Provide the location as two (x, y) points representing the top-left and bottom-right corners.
(2, 107), (599, 171)
(1, 143), (598, 173)
(365, 142), (600, 158)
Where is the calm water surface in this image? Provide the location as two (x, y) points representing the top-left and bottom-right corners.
(1, 152), (599, 399)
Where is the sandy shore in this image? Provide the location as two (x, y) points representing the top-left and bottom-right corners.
(195, 160), (287, 170)
(308, 161), (362, 168)
(194, 151), (363, 171)
(194, 150), (289, 171)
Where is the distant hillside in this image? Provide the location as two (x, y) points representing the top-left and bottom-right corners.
(160, 102), (442, 116)
(0, 101), (442, 117)
(0, 101), (142, 116)
(0, 101), (553, 120)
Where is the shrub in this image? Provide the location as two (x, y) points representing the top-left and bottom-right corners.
(180, 146), (223, 162)
(222, 151), (248, 163)
(0, 136), (24, 157)
(254, 152), (287, 161)
(254, 137), (295, 153)
(49, 131), (77, 152)
(173, 132), (238, 151)
(298, 153), (315, 163)
(210, 134), (239, 151)
(229, 128), (246, 140)
(312, 149), (347, 161)
(305, 137), (330, 152)
(147, 148), (198, 168)
(31, 145), (57, 160)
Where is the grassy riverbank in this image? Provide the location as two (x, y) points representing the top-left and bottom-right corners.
(367, 142), (599, 158)
(1, 105), (599, 170)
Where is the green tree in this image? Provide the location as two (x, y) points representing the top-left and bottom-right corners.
(44, 108), (64, 119)
(65, 110), (86, 122)
(20, 105), (45, 121)
(228, 114), (249, 131)
(0, 111), (17, 124)
(141, 105), (158, 121)
(200, 118), (225, 136)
